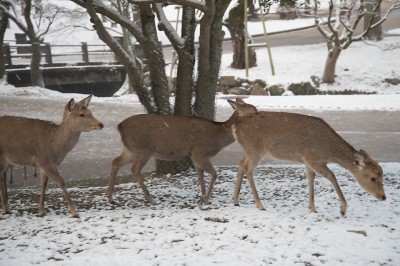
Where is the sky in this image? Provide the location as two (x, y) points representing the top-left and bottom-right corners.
(1, 2), (400, 266)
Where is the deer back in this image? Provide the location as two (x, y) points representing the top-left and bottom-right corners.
(118, 114), (234, 161)
(232, 111), (355, 163)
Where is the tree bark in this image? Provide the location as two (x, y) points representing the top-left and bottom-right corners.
(140, 4), (171, 115)
(24, 0), (44, 87)
(30, 41), (44, 87)
(195, 0), (231, 120)
(173, 6), (195, 117)
(226, 0), (257, 69)
(364, 0), (382, 41)
(322, 45), (341, 84)
(0, 1), (9, 79)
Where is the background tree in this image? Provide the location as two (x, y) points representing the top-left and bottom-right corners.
(225, 0), (257, 69)
(0, 0), (69, 87)
(363, 0), (382, 40)
(314, 0), (399, 84)
(0, 0), (10, 80)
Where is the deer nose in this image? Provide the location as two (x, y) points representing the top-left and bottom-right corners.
(382, 195), (386, 200)
(99, 123), (104, 129)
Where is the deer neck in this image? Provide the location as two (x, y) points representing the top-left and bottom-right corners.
(54, 120), (82, 158)
(222, 112), (240, 140)
(332, 143), (358, 174)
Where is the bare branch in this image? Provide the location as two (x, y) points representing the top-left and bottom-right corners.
(0, 3), (28, 34)
(351, 0), (396, 44)
(153, 3), (184, 49)
(71, 0), (145, 44)
(128, 0), (206, 12)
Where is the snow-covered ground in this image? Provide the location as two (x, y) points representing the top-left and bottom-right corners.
(0, 164), (399, 266)
(1, 5), (400, 266)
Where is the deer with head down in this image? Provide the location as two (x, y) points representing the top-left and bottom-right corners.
(108, 98), (257, 205)
(228, 99), (385, 215)
(0, 95), (103, 217)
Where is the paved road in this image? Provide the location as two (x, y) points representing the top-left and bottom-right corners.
(1, 96), (399, 187)
(228, 3), (400, 49)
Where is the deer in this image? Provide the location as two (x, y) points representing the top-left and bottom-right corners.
(0, 95), (104, 217)
(228, 99), (386, 215)
(108, 98), (258, 206)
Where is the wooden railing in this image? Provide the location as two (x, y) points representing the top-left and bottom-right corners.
(3, 42), (118, 66)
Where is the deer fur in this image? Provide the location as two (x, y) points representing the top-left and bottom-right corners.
(108, 98), (257, 205)
(228, 99), (385, 215)
(0, 95), (103, 217)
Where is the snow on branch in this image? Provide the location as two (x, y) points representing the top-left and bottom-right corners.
(153, 3), (184, 49)
(128, 0), (206, 12)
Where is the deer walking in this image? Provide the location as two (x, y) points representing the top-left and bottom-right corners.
(108, 98), (257, 205)
(228, 99), (386, 215)
(0, 95), (103, 217)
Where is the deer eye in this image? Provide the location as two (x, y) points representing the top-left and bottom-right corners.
(79, 114), (85, 117)
(371, 177), (376, 182)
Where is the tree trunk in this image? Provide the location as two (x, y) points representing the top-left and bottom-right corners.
(279, 0), (297, 20)
(364, 1), (382, 41)
(226, 1), (257, 69)
(174, 7), (195, 117)
(30, 41), (44, 87)
(140, 4), (171, 115)
(322, 45), (341, 84)
(195, 0), (231, 120)
(0, 1), (9, 79)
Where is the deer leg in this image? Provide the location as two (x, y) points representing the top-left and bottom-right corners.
(8, 166), (13, 185)
(24, 167), (27, 187)
(39, 172), (48, 217)
(305, 165), (318, 213)
(194, 166), (206, 201)
(244, 159), (265, 211)
(203, 165), (218, 204)
(233, 158), (246, 207)
(234, 155), (264, 210)
(108, 150), (132, 203)
(192, 157), (218, 204)
(41, 166), (78, 218)
(131, 154), (155, 205)
(312, 164), (347, 215)
(0, 164), (9, 214)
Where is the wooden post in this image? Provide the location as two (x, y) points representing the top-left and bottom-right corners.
(81, 42), (89, 63)
(244, 0), (249, 77)
(44, 43), (53, 65)
(4, 43), (12, 65)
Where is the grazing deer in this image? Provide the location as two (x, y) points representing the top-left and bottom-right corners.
(108, 98), (258, 205)
(228, 99), (386, 215)
(0, 95), (103, 217)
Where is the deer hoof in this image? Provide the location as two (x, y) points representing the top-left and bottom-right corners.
(71, 214), (80, 219)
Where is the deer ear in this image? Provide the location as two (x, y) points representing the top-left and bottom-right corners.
(354, 151), (365, 167)
(80, 95), (93, 107)
(67, 98), (76, 112)
(235, 98), (246, 104)
(228, 99), (239, 110)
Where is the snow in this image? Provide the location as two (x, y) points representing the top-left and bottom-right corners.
(1, 5), (400, 266)
(1, 165), (399, 266)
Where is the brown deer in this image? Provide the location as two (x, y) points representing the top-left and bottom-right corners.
(108, 98), (258, 205)
(0, 95), (103, 217)
(228, 99), (386, 215)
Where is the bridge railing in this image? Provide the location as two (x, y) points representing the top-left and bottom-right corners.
(3, 42), (118, 66)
